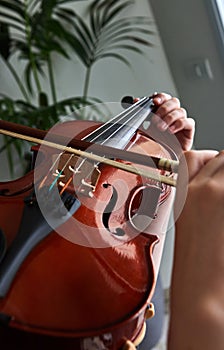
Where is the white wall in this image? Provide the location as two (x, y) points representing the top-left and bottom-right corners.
(149, 0), (224, 288)
(150, 0), (224, 150)
(0, 0), (177, 106)
(54, 2), (176, 104)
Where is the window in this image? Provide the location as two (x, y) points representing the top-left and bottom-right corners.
(208, 0), (224, 55)
(213, 0), (224, 28)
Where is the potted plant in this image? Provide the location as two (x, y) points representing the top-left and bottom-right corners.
(0, 0), (154, 175)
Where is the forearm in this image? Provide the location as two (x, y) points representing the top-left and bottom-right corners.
(167, 208), (224, 350)
(168, 293), (224, 350)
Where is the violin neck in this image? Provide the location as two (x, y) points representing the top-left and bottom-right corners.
(83, 97), (154, 150)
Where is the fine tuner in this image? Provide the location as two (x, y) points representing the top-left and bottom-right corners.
(0, 126), (178, 187)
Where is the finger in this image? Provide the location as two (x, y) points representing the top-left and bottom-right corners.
(174, 150), (218, 215)
(180, 150), (219, 181)
(153, 95), (180, 113)
(151, 108), (187, 133)
(152, 97), (181, 124)
(157, 108), (188, 131)
(152, 92), (172, 105)
(171, 118), (195, 151)
(169, 115), (195, 134)
(195, 150), (224, 181)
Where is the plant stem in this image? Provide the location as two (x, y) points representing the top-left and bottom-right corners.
(0, 137), (14, 154)
(83, 65), (92, 100)
(47, 54), (57, 115)
(24, 0), (42, 95)
(4, 58), (31, 103)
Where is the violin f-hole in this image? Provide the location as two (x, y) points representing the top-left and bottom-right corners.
(128, 185), (162, 232)
(102, 184), (125, 237)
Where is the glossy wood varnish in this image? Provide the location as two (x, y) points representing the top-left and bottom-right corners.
(0, 120), (175, 349)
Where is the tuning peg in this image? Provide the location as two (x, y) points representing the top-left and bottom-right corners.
(121, 95), (134, 109)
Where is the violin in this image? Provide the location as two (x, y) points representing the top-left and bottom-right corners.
(0, 97), (178, 349)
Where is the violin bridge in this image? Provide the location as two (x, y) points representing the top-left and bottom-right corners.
(51, 153), (101, 197)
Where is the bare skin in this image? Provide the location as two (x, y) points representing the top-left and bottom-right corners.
(135, 92), (195, 152)
(152, 92), (195, 151)
(168, 150), (224, 350)
(138, 94), (224, 349)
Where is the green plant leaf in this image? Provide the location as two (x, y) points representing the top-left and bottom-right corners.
(0, 0), (156, 176)
(95, 52), (131, 66)
(0, 0), (25, 19)
(101, 0), (134, 26)
(0, 23), (11, 59)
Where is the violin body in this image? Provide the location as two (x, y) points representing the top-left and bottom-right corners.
(0, 119), (176, 349)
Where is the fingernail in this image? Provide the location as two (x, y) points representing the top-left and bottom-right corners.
(158, 121), (167, 130)
(169, 125), (176, 133)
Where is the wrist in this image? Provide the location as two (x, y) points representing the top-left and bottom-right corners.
(168, 294), (224, 350)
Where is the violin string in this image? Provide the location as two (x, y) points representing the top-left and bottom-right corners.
(64, 156), (88, 194)
(59, 175), (73, 195)
(82, 96), (149, 143)
(44, 97), (151, 195)
(49, 154), (74, 192)
(0, 128), (177, 186)
(93, 101), (151, 147)
(74, 97), (152, 193)
(38, 152), (63, 189)
(83, 97), (150, 145)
